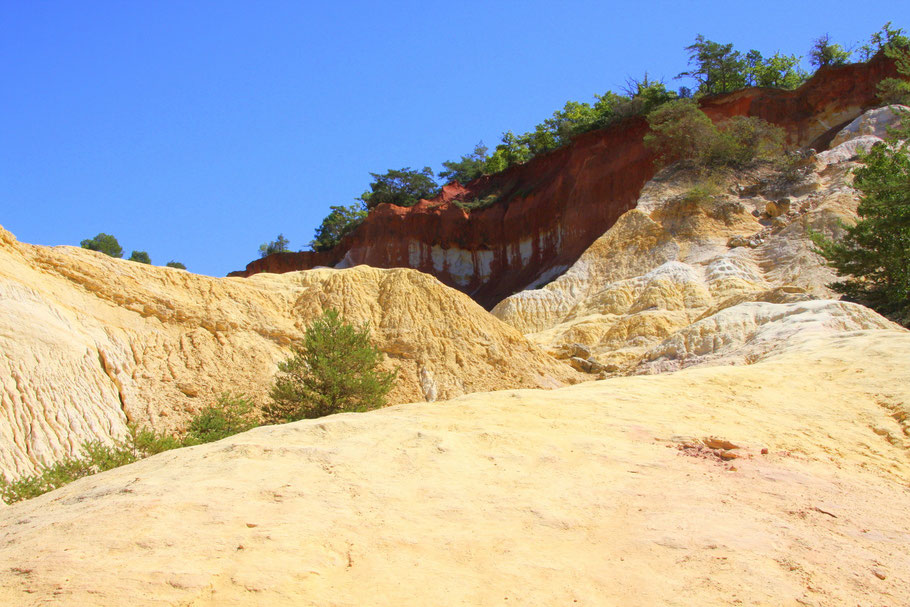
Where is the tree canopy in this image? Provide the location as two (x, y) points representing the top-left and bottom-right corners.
(361, 167), (440, 209)
(811, 56), (910, 326)
(438, 142), (489, 184)
(259, 234), (290, 258)
(310, 203), (367, 252)
(80, 233), (123, 258)
(809, 34), (851, 69)
(128, 250), (151, 264)
(265, 309), (397, 422)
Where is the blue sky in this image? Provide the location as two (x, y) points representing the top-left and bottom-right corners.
(2, 1), (907, 276)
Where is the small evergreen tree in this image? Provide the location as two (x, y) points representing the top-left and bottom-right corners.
(128, 250), (151, 264)
(166, 261), (187, 269)
(360, 167), (439, 209)
(80, 233), (123, 258)
(265, 309), (397, 422)
(856, 22), (910, 61)
(810, 114), (910, 326)
(809, 34), (851, 69)
(877, 45), (910, 105)
(439, 142), (489, 184)
(310, 203), (368, 252)
(677, 35), (747, 95)
(259, 234), (290, 258)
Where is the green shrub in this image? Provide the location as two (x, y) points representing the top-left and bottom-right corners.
(128, 250), (151, 264)
(166, 261), (187, 269)
(310, 204), (367, 252)
(127, 424), (184, 455)
(454, 193), (500, 211)
(185, 393), (259, 444)
(643, 99), (718, 166)
(810, 113), (910, 325)
(259, 234), (290, 258)
(680, 181), (721, 205)
(707, 116), (786, 167)
(0, 456), (93, 504)
(80, 233), (123, 258)
(645, 100), (785, 170)
(265, 309), (397, 423)
(0, 408), (240, 504)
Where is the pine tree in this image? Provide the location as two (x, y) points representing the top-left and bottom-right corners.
(811, 112), (910, 325)
(265, 309), (397, 422)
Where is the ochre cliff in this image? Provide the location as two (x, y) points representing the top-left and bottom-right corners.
(492, 106), (907, 374)
(232, 55), (898, 308)
(0, 227), (579, 478)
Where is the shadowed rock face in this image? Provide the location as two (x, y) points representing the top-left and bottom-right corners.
(232, 56), (899, 308)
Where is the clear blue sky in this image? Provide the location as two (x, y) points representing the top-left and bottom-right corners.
(2, 1), (907, 276)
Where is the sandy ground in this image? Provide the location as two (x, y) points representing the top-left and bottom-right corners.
(0, 329), (908, 606)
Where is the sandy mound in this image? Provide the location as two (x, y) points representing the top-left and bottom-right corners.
(492, 107), (904, 373)
(0, 228), (579, 477)
(1, 328), (908, 606)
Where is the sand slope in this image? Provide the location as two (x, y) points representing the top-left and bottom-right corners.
(1, 329), (907, 606)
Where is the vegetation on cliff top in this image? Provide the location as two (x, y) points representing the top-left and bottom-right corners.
(290, 24), (907, 254)
(81, 232), (185, 269)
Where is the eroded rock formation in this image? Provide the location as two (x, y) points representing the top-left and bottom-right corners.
(1, 328), (908, 605)
(492, 106), (906, 373)
(0, 229), (579, 477)
(233, 55), (899, 309)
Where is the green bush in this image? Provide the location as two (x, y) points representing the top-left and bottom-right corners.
(454, 193), (500, 211)
(810, 112), (910, 325)
(185, 393), (259, 444)
(80, 233), (123, 258)
(0, 397), (264, 504)
(644, 100), (785, 169)
(643, 99), (717, 166)
(259, 234), (290, 258)
(310, 204), (367, 252)
(265, 308), (397, 423)
(128, 250), (151, 264)
(707, 116), (786, 167)
(360, 167), (440, 210)
(166, 261), (187, 269)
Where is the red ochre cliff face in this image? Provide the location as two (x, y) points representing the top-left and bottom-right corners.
(231, 56), (899, 309)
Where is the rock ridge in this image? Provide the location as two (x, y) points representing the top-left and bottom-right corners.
(233, 54), (899, 309)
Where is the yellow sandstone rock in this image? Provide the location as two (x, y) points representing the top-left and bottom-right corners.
(0, 329), (907, 605)
(0, 227), (579, 477)
(493, 113), (898, 373)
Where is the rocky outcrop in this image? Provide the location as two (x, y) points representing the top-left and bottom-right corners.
(0, 227), (579, 477)
(2, 328), (908, 605)
(492, 105), (907, 372)
(233, 55), (900, 309)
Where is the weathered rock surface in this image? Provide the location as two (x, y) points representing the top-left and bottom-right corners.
(1, 329), (908, 606)
(233, 55), (900, 309)
(492, 106), (904, 372)
(0, 228), (579, 477)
